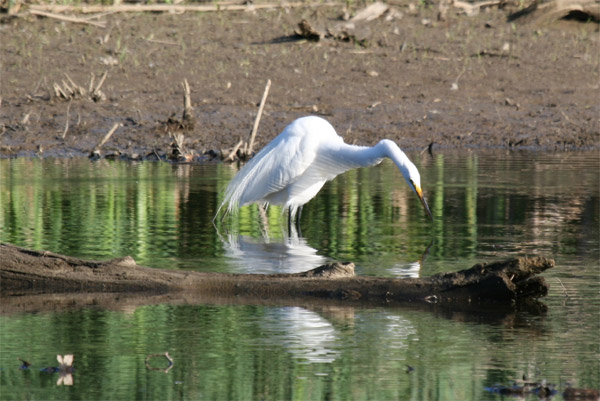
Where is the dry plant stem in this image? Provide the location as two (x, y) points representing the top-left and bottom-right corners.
(64, 74), (83, 95)
(94, 71), (108, 94)
(82, 11), (119, 21)
(95, 123), (121, 151)
(146, 38), (180, 47)
(182, 79), (192, 113)
(62, 100), (72, 139)
(225, 139), (244, 161)
(29, 9), (107, 28)
(88, 74), (95, 94)
(182, 79), (193, 122)
(247, 79), (271, 156)
(53, 83), (67, 99)
(453, 0), (502, 16)
(28, 2), (341, 15)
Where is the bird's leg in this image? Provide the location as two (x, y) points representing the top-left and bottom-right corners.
(258, 204), (270, 239)
(287, 206), (293, 235)
(295, 206), (303, 237)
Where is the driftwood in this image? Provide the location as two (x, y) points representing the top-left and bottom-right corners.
(1, 243), (553, 309)
(27, 2), (340, 15)
(507, 0), (600, 23)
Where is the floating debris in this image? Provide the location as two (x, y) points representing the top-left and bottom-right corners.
(56, 354), (74, 386)
(485, 380), (557, 398)
(18, 358), (31, 370)
(563, 387), (600, 400)
(39, 354), (74, 386)
(145, 352), (174, 373)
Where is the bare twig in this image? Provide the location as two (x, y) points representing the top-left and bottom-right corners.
(225, 139), (244, 161)
(90, 71), (108, 102)
(29, 2), (340, 15)
(152, 148), (162, 161)
(65, 74), (86, 96)
(453, 0), (502, 16)
(82, 11), (119, 21)
(29, 9), (107, 28)
(53, 82), (67, 99)
(61, 80), (74, 97)
(181, 79), (194, 130)
(561, 110), (585, 130)
(555, 278), (569, 297)
(146, 38), (181, 47)
(247, 79), (271, 156)
(182, 79), (192, 115)
(21, 111), (32, 125)
(94, 123), (121, 151)
(95, 71), (108, 93)
(62, 100), (72, 139)
(88, 73), (95, 94)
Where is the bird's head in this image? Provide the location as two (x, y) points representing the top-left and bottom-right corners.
(377, 140), (433, 220)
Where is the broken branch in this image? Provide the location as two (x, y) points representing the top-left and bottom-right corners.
(61, 100), (72, 139)
(28, 2), (341, 15)
(247, 79), (271, 157)
(93, 123), (121, 153)
(29, 9), (107, 28)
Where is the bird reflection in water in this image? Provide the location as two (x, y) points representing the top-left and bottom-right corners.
(262, 307), (341, 364)
(222, 231), (327, 274)
(219, 232), (429, 364)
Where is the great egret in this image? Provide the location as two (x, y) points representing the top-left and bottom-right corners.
(217, 116), (432, 229)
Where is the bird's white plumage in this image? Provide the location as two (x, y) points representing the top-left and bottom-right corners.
(218, 116), (431, 220)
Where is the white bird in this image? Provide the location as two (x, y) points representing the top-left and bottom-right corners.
(217, 116), (432, 228)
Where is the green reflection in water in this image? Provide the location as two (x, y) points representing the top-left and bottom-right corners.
(1, 301), (598, 401)
(0, 153), (598, 273)
(0, 152), (598, 400)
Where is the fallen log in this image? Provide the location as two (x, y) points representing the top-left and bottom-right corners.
(0, 243), (553, 306)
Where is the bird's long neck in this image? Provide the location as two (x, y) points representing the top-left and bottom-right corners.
(335, 139), (409, 171)
(376, 139), (411, 173)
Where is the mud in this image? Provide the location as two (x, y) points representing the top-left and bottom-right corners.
(0, 4), (598, 159)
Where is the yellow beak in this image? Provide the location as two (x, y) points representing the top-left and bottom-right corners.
(415, 185), (433, 221)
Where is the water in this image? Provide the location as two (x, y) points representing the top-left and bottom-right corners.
(0, 151), (598, 400)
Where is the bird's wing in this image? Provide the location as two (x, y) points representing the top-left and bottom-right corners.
(244, 133), (319, 202)
(220, 132), (318, 213)
(271, 137), (369, 207)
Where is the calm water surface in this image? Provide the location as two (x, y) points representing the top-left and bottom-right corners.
(0, 151), (598, 400)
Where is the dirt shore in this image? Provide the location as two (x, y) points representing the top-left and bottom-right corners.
(0, 3), (598, 159)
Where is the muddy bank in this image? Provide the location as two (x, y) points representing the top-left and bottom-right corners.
(0, 3), (598, 159)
